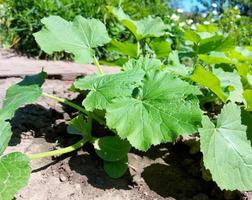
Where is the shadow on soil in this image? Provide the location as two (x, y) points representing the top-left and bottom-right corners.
(69, 153), (132, 190)
(140, 143), (237, 200)
(9, 104), (78, 147)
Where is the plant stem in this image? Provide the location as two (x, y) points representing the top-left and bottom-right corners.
(93, 56), (104, 75)
(137, 41), (141, 58)
(42, 92), (105, 124)
(42, 92), (88, 114)
(28, 138), (87, 160)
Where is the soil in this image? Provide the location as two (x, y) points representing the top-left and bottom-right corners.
(0, 51), (252, 200)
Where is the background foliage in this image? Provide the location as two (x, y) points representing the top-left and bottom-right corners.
(0, 0), (168, 58)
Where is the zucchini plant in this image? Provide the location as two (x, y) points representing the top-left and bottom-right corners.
(1, 7), (252, 199)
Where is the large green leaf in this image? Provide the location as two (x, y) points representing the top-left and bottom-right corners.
(123, 57), (162, 72)
(0, 152), (31, 200)
(74, 68), (145, 111)
(106, 70), (202, 151)
(0, 72), (47, 155)
(198, 52), (233, 65)
(213, 68), (244, 103)
(94, 136), (131, 161)
(190, 65), (227, 102)
(199, 103), (252, 191)
(2, 85), (42, 118)
(198, 35), (235, 54)
(183, 29), (201, 44)
(108, 39), (138, 58)
(34, 16), (111, 64)
(0, 121), (11, 155)
(149, 39), (171, 59)
(110, 7), (167, 41)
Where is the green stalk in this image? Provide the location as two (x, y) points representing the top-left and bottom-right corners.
(43, 92), (88, 114)
(137, 41), (141, 58)
(28, 138), (87, 160)
(93, 56), (104, 75)
(42, 92), (105, 124)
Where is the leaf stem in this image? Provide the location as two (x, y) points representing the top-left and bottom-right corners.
(93, 56), (104, 75)
(28, 138), (87, 160)
(137, 41), (141, 58)
(42, 92), (105, 124)
(42, 92), (88, 114)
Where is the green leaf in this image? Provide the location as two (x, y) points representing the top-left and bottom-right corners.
(108, 39), (138, 58)
(241, 109), (252, 142)
(184, 29), (201, 44)
(74, 68), (144, 111)
(198, 52), (233, 65)
(198, 35), (235, 54)
(190, 65), (227, 102)
(34, 15), (111, 64)
(213, 68), (244, 103)
(197, 24), (219, 33)
(123, 57), (162, 72)
(2, 85), (42, 118)
(110, 7), (167, 41)
(67, 114), (92, 139)
(167, 51), (190, 76)
(104, 156), (128, 178)
(106, 70), (202, 151)
(0, 121), (11, 155)
(247, 74), (252, 86)
(229, 47), (252, 62)
(94, 136), (131, 161)
(18, 71), (47, 87)
(0, 72), (46, 155)
(0, 152), (31, 200)
(149, 39), (171, 58)
(243, 90), (252, 111)
(199, 103), (252, 191)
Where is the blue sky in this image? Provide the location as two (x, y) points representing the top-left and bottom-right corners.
(183, 0), (205, 11)
(169, 0), (207, 12)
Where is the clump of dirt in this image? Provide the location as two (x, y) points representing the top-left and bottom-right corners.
(1, 77), (251, 200)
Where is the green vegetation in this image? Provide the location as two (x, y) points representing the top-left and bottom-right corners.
(0, 0), (168, 57)
(1, 3), (252, 200)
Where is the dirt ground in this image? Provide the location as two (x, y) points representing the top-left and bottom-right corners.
(0, 51), (252, 200)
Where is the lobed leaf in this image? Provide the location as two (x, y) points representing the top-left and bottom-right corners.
(74, 68), (145, 111)
(123, 57), (162, 72)
(0, 152), (31, 200)
(34, 15), (111, 64)
(110, 7), (167, 41)
(199, 103), (252, 191)
(213, 68), (244, 103)
(106, 70), (202, 151)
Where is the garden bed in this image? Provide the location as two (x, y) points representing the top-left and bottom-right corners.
(0, 77), (250, 200)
